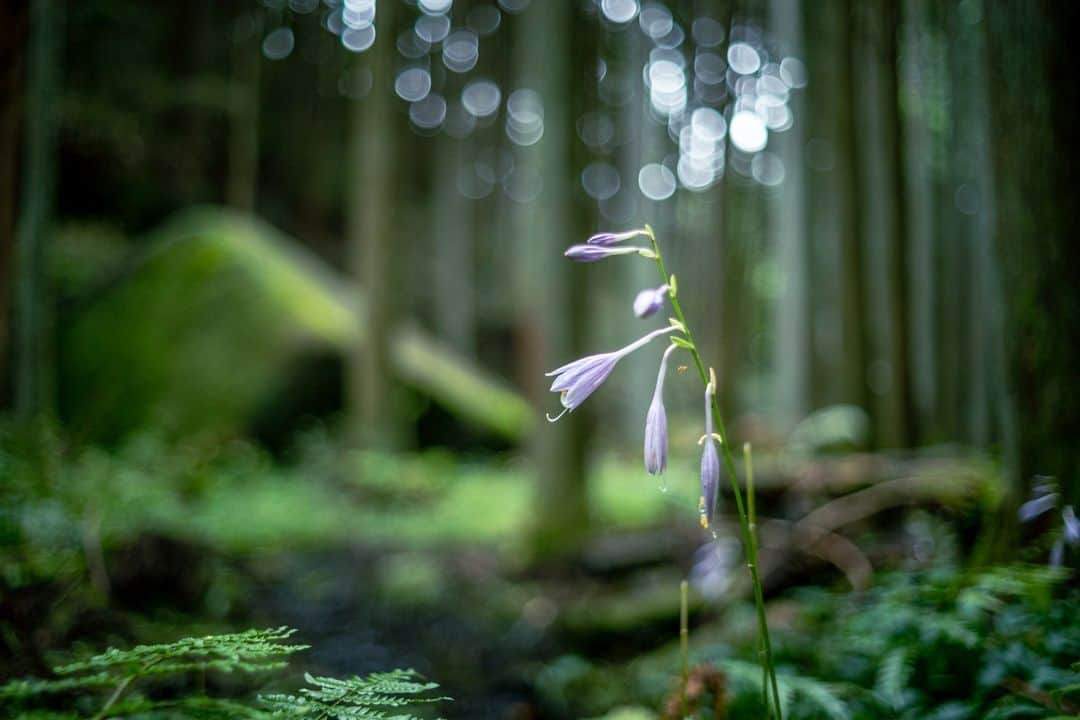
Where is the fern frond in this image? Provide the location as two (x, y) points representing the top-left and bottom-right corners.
(262, 669), (448, 719)
(875, 647), (913, 711)
(0, 673), (114, 699)
(54, 626), (305, 677)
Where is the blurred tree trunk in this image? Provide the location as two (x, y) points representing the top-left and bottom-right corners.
(431, 137), (475, 358)
(768, 0), (811, 431)
(899, 0), (939, 444)
(347, 3), (401, 447)
(985, 2), (1080, 504)
(850, 0), (913, 448)
(226, 8), (262, 213)
(14, 0), (60, 419)
(944, 0), (1001, 451)
(0, 1), (27, 408)
(802, 0), (864, 411)
(511, 2), (591, 559)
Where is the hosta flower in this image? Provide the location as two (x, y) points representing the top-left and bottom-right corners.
(699, 384), (720, 529)
(587, 228), (650, 246)
(564, 244), (651, 263)
(633, 284), (670, 318)
(644, 344), (677, 475)
(546, 325), (678, 421)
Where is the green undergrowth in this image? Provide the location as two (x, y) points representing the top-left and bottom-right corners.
(532, 560), (1080, 719)
(1, 422), (696, 589)
(0, 626), (447, 719)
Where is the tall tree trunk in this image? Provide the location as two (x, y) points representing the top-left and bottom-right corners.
(347, 1), (401, 447)
(894, 0), (937, 444)
(802, 0), (864, 411)
(431, 136), (475, 358)
(985, 2), (1080, 505)
(512, 2), (591, 559)
(0, 1), (27, 408)
(226, 8), (262, 213)
(14, 0), (61, 419)
(849, 0), (914, 448)
(768, 0), (811, 431)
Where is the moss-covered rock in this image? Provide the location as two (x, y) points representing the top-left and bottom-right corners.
(56, 206), (533, 444)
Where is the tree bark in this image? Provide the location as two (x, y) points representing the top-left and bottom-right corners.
(226, 8), (262, 213)
(512, 1), (592, 559)
(0, 1), (27, 408)
(347, 1), (402, 447)
(985, 2), (1080, 504)
(14, 0), (61, 419)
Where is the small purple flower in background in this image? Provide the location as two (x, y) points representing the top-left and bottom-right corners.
(644, 344), (677, 475)
(546, 325), (679, 421)
(586, 228), (650, 246)
(564, 244), (651, 263)
(633, 284), (670, 318)
(699, 383), (720, 529)
(1019, 476), (1058, 522)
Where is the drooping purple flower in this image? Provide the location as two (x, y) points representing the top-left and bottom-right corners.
(587, 228), (650, 246)
(633, 284), (670, 318)
(699, 385), (720, 529)
(564, 244), (647, 263)
(546, 325), (679, 421)
(644, 344), (677, 475)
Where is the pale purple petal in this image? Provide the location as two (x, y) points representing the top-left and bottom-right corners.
(1019, 492), (1058, 522)
(699, 385), (720, 527)
(545, 326), (679, 419)
(644, 344), (676, 475)
(1064, 505), (1079, 546)
(700, 439), (720, 527)
(564, 244), (641, 262)
(633, 284), (669, 318)
(587, 228), (647, 246)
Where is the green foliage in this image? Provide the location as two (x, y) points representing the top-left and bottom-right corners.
(0, 627), (445, 720)
(786, 562), (1080, 719)
(262, 670), (448, 719)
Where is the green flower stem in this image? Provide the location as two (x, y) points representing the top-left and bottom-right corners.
(646, 226), (783, 720)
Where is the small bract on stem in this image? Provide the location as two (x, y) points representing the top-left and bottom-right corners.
(544, 225), (784, 719)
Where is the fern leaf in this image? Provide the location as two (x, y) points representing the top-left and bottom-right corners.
(875, 647), (913, 711)
(262, 669), (448, 720)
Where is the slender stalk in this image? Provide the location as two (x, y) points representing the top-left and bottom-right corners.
(647, 226), (783, 719)
(92, 658), (162, 720)
(679, 579), (689, 718)
(745, 442), (768, 715)
(92, 675), (136, 720)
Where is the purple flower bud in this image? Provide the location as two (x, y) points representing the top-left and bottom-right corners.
(546, 325), (678, 421)
(633, 284), (670, 318)
(564, 244), (644, 263)
(699, 385), (720, 528)
(587, 228), (649, 246)
(644, 344), (676, 475)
